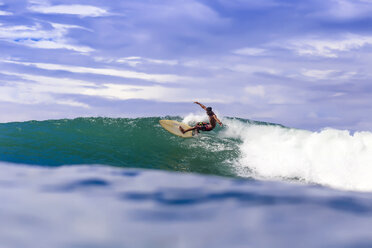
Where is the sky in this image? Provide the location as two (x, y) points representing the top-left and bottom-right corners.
(1, 0), (372, 131)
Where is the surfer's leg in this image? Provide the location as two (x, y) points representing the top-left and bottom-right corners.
(179, 126), (197, 134)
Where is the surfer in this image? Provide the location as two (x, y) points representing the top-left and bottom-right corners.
(179, 102), (223, 134)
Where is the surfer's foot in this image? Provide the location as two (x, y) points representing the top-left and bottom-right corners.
(179, 126), (185, 134)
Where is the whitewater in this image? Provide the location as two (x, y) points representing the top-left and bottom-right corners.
(185, 114), (372, 192)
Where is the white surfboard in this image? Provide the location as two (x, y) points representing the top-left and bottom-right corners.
(159, 120), (195, 138)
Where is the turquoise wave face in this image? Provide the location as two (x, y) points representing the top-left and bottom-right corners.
(0, 117), (241, 177)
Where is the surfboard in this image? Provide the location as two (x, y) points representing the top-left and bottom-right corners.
(159, 120), (195, 138)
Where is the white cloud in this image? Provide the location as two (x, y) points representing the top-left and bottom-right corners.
(83, 84), (185, 102)
(233, 47), (266, 56)
(116, 57), (178, 67)
(16, 38), (94, 53)
(242, 84), (307, 105)
(115, 57), (142, 67)
(29, 4), (109, 17)
(2, 71), (95, 88)
(182, 59), (222, 70)
(332, 92), (346, 97)
(249, 110), (279, 119)
(0, 71), (228, 104)
(0, 22), (94, 53)
(0, 10), (12, 16)
(325, 0), (372, 19)
(55, 99), (90, 108)
(244, 85), (265, 97)
(3, 60), (191, 83)
(82, 84), (231, 103)
(182, 57), (283, 76)
(231, 64), (281, 75)
(301, 69), (338, 80)
(0, 72), (94, 107)
(301, 69), (357, 80)
(0, 23), (40, 36)
(288, 34), (372, 58)
(28, 0), (48, 5)
(145, 58), (178, 66)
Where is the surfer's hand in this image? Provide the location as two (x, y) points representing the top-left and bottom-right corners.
(194, 101), (199, 104)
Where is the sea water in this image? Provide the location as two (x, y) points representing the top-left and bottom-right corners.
(1, 116), (372, 247)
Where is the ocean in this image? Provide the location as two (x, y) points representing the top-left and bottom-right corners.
(1, 115), (372, 247)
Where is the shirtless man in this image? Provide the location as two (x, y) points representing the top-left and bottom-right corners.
(179, 102), (223, 134)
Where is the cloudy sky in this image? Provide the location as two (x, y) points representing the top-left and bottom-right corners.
(1, 0), (372, 130)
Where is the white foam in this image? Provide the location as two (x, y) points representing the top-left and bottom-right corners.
(182, 112), (209, 125)
(222, 118), (372, 192)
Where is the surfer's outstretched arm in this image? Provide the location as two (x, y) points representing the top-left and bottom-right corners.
(194, 101), (207, 110)
(213, 115), (223, 126)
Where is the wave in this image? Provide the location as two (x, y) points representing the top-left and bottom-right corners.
(1, 115), (372, 191)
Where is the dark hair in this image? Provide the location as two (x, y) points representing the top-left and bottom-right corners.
(206, 107), (214, 116)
